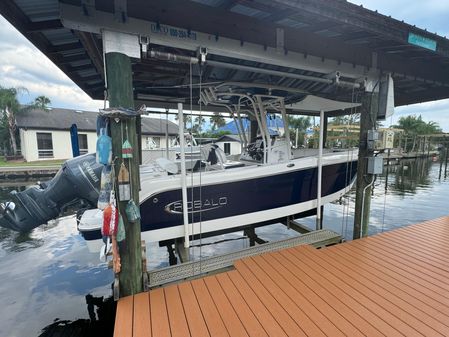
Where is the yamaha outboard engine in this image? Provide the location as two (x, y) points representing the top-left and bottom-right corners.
(0, 153), (102, 231)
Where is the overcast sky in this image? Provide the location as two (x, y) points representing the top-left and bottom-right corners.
(1, 0), (449, 130)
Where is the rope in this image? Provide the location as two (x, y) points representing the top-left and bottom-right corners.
(341, 87), (355, 237)
(381, 151), (391, 233)
(158, 112), (162, 150)
(165, 110), (169, 157)
(342, 87), (362, 239)
(381, 179), (388, 233)
(198, 64), (204, 272)
(189, 61), (195, 270)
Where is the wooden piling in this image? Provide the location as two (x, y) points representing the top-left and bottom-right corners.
(106, 52), (143, 297)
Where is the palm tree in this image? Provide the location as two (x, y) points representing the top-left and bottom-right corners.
(210, 112), (226, 130)
(288, 116), (311, 147)
(193, 115), (206, 133)
(392, 115), (442, 152)
(174, 113), (192, 130)
(0, 87), (50, 155)
(34, 95), (51, 110)
(0, 86), (26, 155)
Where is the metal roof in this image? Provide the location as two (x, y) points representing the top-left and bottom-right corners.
(214, 134), (243, 142)
(16, 107), (179, 135)
(2, 0), (449, 112)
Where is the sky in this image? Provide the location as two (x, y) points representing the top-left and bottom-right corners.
(1, 1), (449, 130)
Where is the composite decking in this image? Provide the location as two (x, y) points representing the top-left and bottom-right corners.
(115, 216), (449, 336)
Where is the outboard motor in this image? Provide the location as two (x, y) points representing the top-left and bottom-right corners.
(0, 153), (102, 232)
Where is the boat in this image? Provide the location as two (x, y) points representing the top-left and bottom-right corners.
(0, 85), (358, 252)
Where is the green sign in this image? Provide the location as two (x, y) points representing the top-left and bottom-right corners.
(408, 32), (437, 51)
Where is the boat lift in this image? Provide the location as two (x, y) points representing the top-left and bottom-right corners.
(4, 0), (449, 298)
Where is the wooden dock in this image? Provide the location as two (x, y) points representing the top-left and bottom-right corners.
(115, 216), (449, 336)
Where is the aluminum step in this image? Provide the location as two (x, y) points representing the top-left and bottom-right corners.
(147, 229), (341, 288)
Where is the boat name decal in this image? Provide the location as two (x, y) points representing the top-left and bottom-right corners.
(164, 197), (228, 214)
(82, 161), (99, 183)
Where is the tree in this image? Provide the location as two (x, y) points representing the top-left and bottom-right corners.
(198, 130), (231, 139)
(328, 114), (361, 148)
(34, 95), (51, 110)
(287, 116), (311, 147)
(192, 115), (206, 134)
(392, 115), (442, 152)
(393, 115), (442, 135)
(174, 113), (192, 129)
(0, 86), (25, 155)
(210, 112), (226, 130)
(330, 114), (360, 126)
(0, 86), (50, 155)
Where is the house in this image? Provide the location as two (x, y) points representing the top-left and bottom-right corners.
(214, 134), (242, 156)
(16, 108), (179, 162)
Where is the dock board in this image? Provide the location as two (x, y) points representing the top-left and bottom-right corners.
(115, 216), (449, 336)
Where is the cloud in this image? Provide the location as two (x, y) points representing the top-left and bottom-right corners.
(0, 15), (102, 112)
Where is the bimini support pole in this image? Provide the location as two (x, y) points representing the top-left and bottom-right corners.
(316, 109), (324, 230)
(279, 99), (291, 160)
(165, 110), (170, 159)
(177, 103), (190, 252)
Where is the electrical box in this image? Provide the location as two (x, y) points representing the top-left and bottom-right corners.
(373, 129), (395, 150)
(382, 130), (395, 149)
(367, 156), (383, 175)
(367, 130), (379, 150)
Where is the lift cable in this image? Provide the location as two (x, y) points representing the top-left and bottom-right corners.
(198, 63), (204, 273)
(341, 86), (362, 239)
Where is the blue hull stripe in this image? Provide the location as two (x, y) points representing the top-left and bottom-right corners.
(81, 161), (356, 241)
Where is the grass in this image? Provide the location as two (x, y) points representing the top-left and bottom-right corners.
(0, 156), (65, 167)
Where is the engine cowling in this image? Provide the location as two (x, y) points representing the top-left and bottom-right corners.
(0, 153), (102, 232)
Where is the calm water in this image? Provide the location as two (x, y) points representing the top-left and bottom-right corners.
(0, 158), (448, 337)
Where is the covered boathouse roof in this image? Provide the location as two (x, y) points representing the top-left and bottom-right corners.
(1, 0), (449, 114)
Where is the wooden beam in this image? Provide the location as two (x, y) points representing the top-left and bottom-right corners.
(76, 31), (106, 81)
(54, 53), (89, 64)
(68, 63), (95, 72)
(27, 19), (63, 32)
(47, 42), (84, 54)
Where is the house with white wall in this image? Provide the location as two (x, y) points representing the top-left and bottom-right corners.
(214, 134), (242, 156)
(213, 116), (285, 157)
(16, 108), (178, 162)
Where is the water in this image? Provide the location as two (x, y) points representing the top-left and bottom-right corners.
(317, 158), (449, 240)
(0, 159), (448, 336)
(0, 182), (114, 337)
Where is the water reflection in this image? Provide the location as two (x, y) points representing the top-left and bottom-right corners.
(38, 295), (115, 337)
(0, 214), (112, 337)
(313, 157), (449, 240)
(388, 159), (434, 194)
(0, 227), (44, 253)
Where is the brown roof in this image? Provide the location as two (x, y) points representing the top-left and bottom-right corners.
(16, 107), (179, 136)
